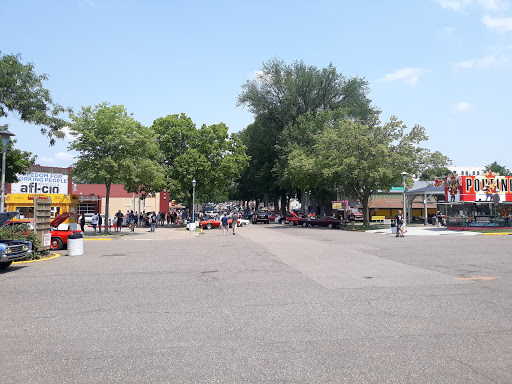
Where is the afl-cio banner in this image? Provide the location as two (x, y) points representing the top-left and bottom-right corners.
(11, 172), (69, 194)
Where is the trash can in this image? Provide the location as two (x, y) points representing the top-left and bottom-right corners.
(189, 222), (196, 231)
(432, 217), (437, 226)
(391, 223), (397, 235)
(67, 233), (84, 256)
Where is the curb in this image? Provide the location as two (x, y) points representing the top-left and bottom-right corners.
(14, 253), (61, 264)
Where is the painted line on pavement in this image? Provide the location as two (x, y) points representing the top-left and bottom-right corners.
(455, 276), (500, 281)
(482, 233), (512, 236)
(84, 238), (113, 241)
(14, 253), (61, 264)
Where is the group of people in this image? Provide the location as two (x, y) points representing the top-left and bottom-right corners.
(221, 211), (240, 236)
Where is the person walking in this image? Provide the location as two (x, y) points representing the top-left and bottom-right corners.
(91, 213), (99, 233)
(98, 214), (103, 234)
(115, 210), (123, 232)
(79, 214), (86, 233)
(221, 213), (229, 235)
(231, 211), (238, 235)
(395, 210), (404, 237)
(150, 212), (157, 232)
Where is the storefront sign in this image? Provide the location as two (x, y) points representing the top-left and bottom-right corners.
(11, 172), (68, 195)
(461, 175), (512, 202)
(27, 195), (49, 200)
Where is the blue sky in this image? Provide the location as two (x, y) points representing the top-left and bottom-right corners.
(2, 0), (512, 171)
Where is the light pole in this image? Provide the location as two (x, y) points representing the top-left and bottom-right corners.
(0, 130), (15, 213)
(192, 179), (196, 223)
(401, 172), (408, 224)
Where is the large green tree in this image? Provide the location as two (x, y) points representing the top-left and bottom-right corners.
(237, 58), (379, 212)
(0, 134), (37, 183)
(151, 114), (249, 212)
(286, 114), (445, 226)
(485, 161), (511, 176)
(0, 53), (69, 145)
(69, 103), (164, 232)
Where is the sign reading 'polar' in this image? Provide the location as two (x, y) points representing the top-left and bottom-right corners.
(11, 172), (69, 194)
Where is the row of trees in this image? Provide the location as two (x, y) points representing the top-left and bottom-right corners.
(236, 59), (451, 225)
(2, 52), (511, 227)
(68, 106), (249, 229)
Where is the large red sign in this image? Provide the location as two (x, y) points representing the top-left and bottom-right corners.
(448, 174), (512, 202)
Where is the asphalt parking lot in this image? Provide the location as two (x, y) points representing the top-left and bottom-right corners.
(2, 223), (511, 383)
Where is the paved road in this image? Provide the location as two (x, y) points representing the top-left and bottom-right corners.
(2, 223), (511, 383)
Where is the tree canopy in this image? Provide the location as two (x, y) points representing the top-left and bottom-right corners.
(0, 53), (69, 145)
(237, 58), (380, 209)
(151, 114), (249, 209)
(485, 161), (511, 176)
(69, 103), (164, 231)
(1, 135), (36, 183)
(285, 113), (446, 225)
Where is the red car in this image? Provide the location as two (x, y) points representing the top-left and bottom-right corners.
(199, 217), (236, 230)
(4, 212), (81, 250)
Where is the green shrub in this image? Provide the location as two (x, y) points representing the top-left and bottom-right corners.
(0, 224), (44, 259)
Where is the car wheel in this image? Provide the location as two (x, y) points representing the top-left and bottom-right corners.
(266, 221), (269, 224)
(327, 223), (333, 229)
(206, 223), (212, 230)
(289, 221), (295, 226)
(302, 222), (308, 227)
(51, 237), (64, 250)
(0, 261), (13, 269)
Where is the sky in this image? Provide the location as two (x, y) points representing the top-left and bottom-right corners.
(2, 0), (512, 171)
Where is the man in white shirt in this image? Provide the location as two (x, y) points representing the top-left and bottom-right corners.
(91, 213), (99, 233)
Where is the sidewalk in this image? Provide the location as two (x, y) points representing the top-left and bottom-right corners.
(366, 224), (481, 236)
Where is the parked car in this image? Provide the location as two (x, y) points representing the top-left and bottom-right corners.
(199, 217), (234, 230)
(252, 211), (269, 224)
(285, 211), (307, 226)
(0, 212), (33, 269)
(4, 212), (81, 250)
(309, 216), (346, 229)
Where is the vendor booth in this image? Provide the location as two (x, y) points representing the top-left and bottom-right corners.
(5, 193), (79, 230)
(438, 172), (512, 230)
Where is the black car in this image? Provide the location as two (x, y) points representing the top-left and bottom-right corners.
(253, 211), (269, 224)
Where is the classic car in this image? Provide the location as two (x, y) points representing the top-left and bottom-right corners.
(309, 216), (346, 229)
(199, 217), (234, 230)
(0, 212), (33, 269)
(4, 212), (81, 250)
(285, 211), (307, 226)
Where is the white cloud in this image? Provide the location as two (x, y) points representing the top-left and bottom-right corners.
(454, 101), (472, 111)
(38, 152), (75, 164)
(453, 55), (511, 70)
(379, 67), (431, 86)
(55, 152), (75, 162)
(434, 0), (471, 12)
(61, 126), (76, 142)
(39, 156), (55, 164)
(477, 0), (509, 11)
(434, 0), (509, 12)
(453, 59), (474, 70)
(482, 15), (512, 31)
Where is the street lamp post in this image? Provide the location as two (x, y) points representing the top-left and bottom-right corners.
(0, 130), (15, 213)
(401, 172), (408, 224)
(192, 179), (196, 223)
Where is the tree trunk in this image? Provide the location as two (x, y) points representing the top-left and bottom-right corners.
(362, 191), (370, 227)
(104, 182), (111, 234)
(301, 190), (308, 214)
(280, 195), (287, 216)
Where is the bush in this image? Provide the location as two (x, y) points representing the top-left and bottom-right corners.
(0, 224), (46, 260)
